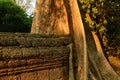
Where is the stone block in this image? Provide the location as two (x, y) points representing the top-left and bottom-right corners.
(50, 67), (69, 80)
(2, 47), (22, 59)
(20, 70), (49, 80)
(8, 60), (26, 67)
(0, 33), (71, 47)
(0, 61), (8, 68)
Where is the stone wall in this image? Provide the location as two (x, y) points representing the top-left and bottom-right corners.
(0, 33), (71, 80)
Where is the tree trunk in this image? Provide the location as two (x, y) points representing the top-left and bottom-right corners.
(31, 0), (70, 35)
(78, 0), (120, 80)
(31, 0), (120, 80)
(63, 0), (87, 80)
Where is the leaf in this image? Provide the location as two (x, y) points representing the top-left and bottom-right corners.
(103, 20), (107, 25)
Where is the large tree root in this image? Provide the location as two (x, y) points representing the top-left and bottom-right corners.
(85, 26), (120, 80)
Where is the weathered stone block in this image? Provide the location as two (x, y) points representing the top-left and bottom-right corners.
(8, 60), (26, 67)
(22, 48), (39, 59)
(50, 67), (69, 80)
(0, 33), (70, 79)
(16, 37), (32, 47)
(0, 36), (17, 46)
(27, 59), (43, 65)
(0, 75), (20, 80)
(2, 47), (22, 59)
(0, 33), (72, 47)
(0, 61), (8, 68)
(0, 69), (7, 76)
(20, 70), (49, 80)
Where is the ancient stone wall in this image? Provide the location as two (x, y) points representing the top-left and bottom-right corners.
(0, 33), (71, 80)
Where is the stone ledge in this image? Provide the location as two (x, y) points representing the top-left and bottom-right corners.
(0, 33), (71, 47)
(0, 32), (70, 38)
(0, 47), (69, 60)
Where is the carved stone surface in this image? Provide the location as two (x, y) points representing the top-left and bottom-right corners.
(0, 33), (70, 80)
(50, 67), (69, 80)
(0, 47), (69, 76)
(0, 67), (68, 80)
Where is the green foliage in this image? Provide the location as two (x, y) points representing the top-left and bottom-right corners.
(79, 0), (120, 44)
(81, 0), (106, 31)
(105, 1), (120, 41)
(79, 0), (120, 56)
(0, 0), (32, 32)
(79, 0), (107, 48)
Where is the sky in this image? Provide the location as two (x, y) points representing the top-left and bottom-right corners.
(16, 0), (36, 15)
(27, 0), (36, 15)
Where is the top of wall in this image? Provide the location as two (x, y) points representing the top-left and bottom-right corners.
(0, 32), (71, 47)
